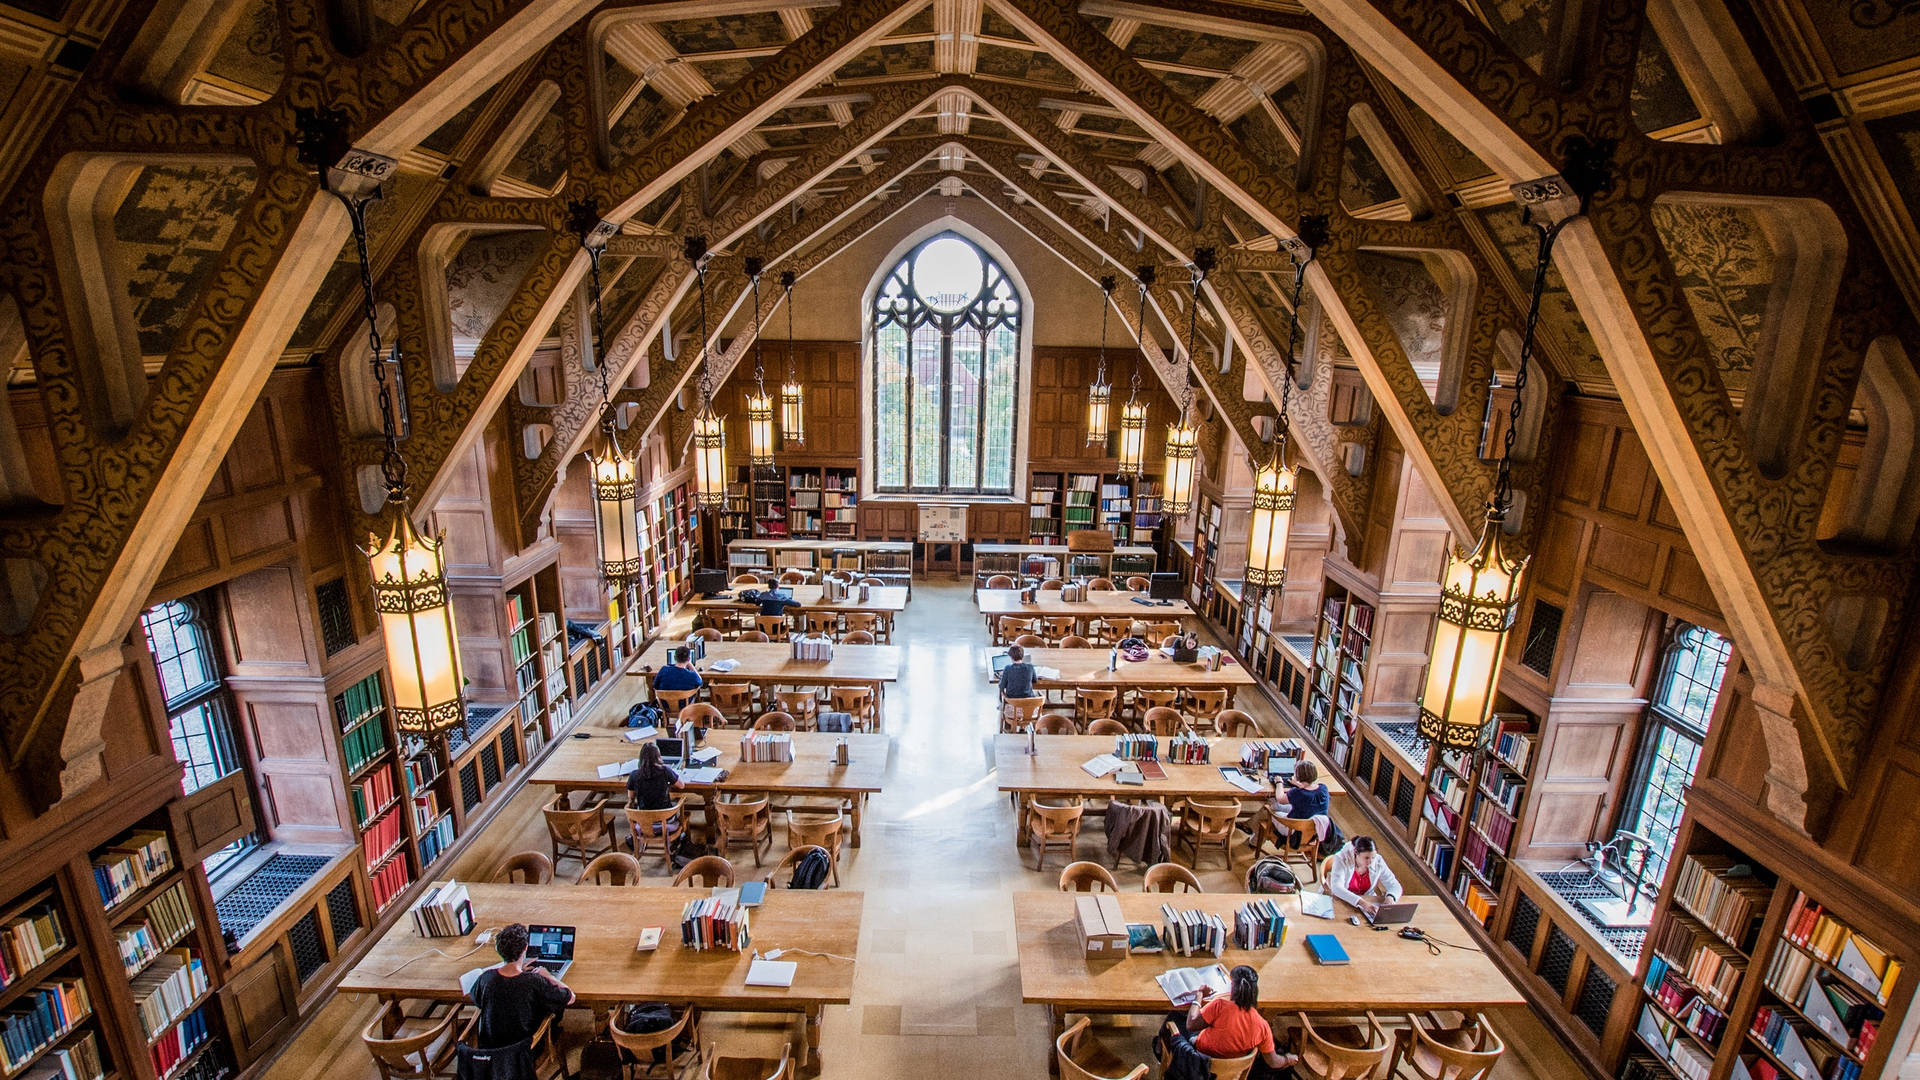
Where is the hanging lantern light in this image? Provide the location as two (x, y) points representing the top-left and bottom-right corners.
(1087, 275), (1116, 446)
(1114, 266), (1154, 476)
(1161, 249), (1214, 517)
(1245, 216), (1328, 591)
(331, 166), (465, 735)
(687, 235), (728, 507)
(744, 257), (777, 467)
(778, 270), (805, 445)
(570, 201), (645, 586)
(1416, 138), (1608, 749)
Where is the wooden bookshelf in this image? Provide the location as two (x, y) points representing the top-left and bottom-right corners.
(1411, 710), (1536, 928)
(1304, 580), (1375, 766)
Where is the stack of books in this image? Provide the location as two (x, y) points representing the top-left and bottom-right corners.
(1780, 893), (1901, 1004)
(350, 765), (398, 827)
(92, 831), (173, 910)
(0, 978), (91, 1073)
(1236, 740), (1302, 771)
(1232, 901), (1287, 949)
(1167, 732), (1209, 763)
(1159, 903), (1226, 957)
(739, 732), (794, 763)
(1112, 734), (1158, 761)
(369, 852), (411, 910)
(113, 883), (194, 977)
(0, 905), (66, 988)
(127, 949), (206, 1040)
(1673, 855), (1772, 948)
(409, 881), (473, 938)
(791, 636), (832, 662)
(680, 896), (751, 951)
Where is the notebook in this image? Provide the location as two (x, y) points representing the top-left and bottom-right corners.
(746, 958), (798, 987)
(1304, 934), (1350, 966)
(1135, 759), (1167, 781)
(623, 726), (658, 742)
(1299, 891), (1335, 919)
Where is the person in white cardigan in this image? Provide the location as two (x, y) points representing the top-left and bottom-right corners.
(1324, 836), (1403, 918)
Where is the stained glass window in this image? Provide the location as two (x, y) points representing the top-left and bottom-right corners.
(871, 233), (1021, 494)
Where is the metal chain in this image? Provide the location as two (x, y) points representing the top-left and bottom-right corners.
(1130, 264), (1154, 401)
(1496, 215), (1571, 512)
(1274, 248), (1312, 460)
(1095, 274), (1115, 384)
(694, 250), (713, 403)
(342, 191), (407, 500)
(1181, 250), (1213, 421)
(748, 258), (766, 396)
(584, 242), (616, 442)
(782, 270), (797, 381)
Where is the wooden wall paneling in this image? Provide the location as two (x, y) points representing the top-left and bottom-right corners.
(233, 681), (351, 844)
(219, 945), (300, 1067)
(1276, 471), (1335, 633)
(550, 466), (604, 618)
(169, 770), (255, 863)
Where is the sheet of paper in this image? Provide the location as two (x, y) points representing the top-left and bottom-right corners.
(623, 726), (658, 742)
(707, 658), (740, 672)
(1080, 754), (1123, 777)
(1219, 768), (1266, 794)
(679, 766), (726, 784)
(595, 758), (641, 779)
(1034, 666), (1061, 680)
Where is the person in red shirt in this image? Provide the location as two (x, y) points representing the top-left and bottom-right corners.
(1169, 965), (1299, 1077)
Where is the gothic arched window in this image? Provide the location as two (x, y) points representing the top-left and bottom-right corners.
(870, 233), (1022, 493)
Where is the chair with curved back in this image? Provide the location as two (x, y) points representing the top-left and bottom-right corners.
(1215, 709), (1259, 738)
(1132, 688), (1183, 726)
(730, 574), (764, 588)
(1038, 578), (1066, 591)
(755, 614), (792, 639)
(653, 687), (699, 722)
(1160, 1022), (1256, 1080)
(671, 855), (736, 889)
(713, 795), (774, 867)
(1058, 635), (1093, 649)
(828, 685), (878, 732)
(1142, 706), (1186, 737)
(841, 630), (876, 645)
(1058, 861), (1119, 892)
(1026, 799), (1085, 870)
(697, 1041), (789, 1080)
(753, 711), (796, 732)
(1293, 1012), (1392, 1080)
(708, 682), (756, 726)
(1041, 616), (1078, 645)
(1087, 577), (1117, 591)
(544, 795), (617, 870)
(624, 801), (684, 871)
(803, 611), (840, 639)
(765, 844), (834, 889)
(1143, 621), (1182, 647)
(362, 1001), (473, 1080)
(1257, 811), (1324, 881)
(690, 627), (724, 643)
(778, 570), (809, 585)
(786, 811), (844, 886)
(1013, 633), (1048, 650)
(1176, 799), (1242, 869)
(1056, 1016), (1148, 1080)
(576, 851), (643, 886)
(1073, 688), (1118, 727)
(735, 630), (770, 643)
(843, 611), (881, 641)
(1183, 689), (1228, 733)
(1389, 1012), (1505, 1080)
(492, 851), (553, 885)
(1125, 576), (1152, 592)
(985, 574), (1017, 590)
(996, 616), (1037, 645)
(679, 703), (724, 735)
(774, 691), (819, 730)
(1087, 718), (1129, 737)
(1035, 714), (1080, 735)
(1143, 862), (1203, 893)
(1002, 696), (1046, 733)
(607, 1004), (698, 1079)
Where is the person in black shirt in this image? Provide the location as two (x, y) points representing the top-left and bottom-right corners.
(626, 741), (681, 811)
(999, 644), (1037, 701)
(470, 923), (574, 1049)
(754, 589), (805, 619)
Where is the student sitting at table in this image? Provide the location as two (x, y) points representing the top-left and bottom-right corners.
(751, 588), (805, 619)
(1160, 965), (1299, 1078)
(1269, 759), (1330, 847)
(1325, 835), (1404, 919)
(999, 643), (1037, 701)
(652, 651), (703, 694)
(470, 923), (575, 1050)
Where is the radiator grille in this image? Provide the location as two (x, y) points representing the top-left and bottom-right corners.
(289, 909), (327, 983)
(459, 761), (482, 812)
(1540, 925), (1577, 994)
(1505, 893), (1541, 958)
(1391, 775), (1416, 824)
(324, 877), (361, 944)
(1522, 599), (1564, 677)
(481, 743), (501, 788)
(1574, 963), (1617, 1038)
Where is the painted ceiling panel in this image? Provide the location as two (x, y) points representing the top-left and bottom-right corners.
(1126, 23), (1258, 72)
(1650, 202), (1775, 393)
(113, 164), (258, 357)
(652, 11), (790, 55)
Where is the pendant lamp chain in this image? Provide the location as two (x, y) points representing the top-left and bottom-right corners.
(345, 192), (407, 502)
(745, 256), (776, 468)
(1245, 216), (1328, 594)
(571, 200), (645, 587)
(1087, 275), (1116, 447)
(1114, 265), (1155, 476)
(687, 235), (728, 507)
(780, 270), (805, 445)
(1161, 249), (1213, 517)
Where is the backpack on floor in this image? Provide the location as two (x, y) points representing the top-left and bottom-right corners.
(788, 847), (832, 890)
(626, 702), (663, 729)
(1247, 857), (1299, 894)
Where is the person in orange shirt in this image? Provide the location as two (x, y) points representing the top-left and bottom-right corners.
(1169, 965), (1299, 1077)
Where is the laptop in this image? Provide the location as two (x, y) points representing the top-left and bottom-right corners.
(657, 736), (686, 767)
(990, 652), (1013, 681)
(1366, 902), (1418, 926)
(524, 925), (576, 977)
(1267, 756), (1298, 780)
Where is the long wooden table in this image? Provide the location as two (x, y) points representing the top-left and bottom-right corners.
(1013, 891), (1520, 1071)
(636, 641), (902, 695)
(995, 734), (1346, 801)
(691, 584), (910, 616)
(976, 589), (1193, 620)
(340, 884), (863, 1069)
(1011, 648), (1255, 698)
(530, 728), (889, 845)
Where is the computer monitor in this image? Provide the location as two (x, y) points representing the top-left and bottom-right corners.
(692, 568), (727, 595)
(1148, 572), (1182, 600)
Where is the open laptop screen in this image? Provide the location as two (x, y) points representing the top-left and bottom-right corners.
(656, 736), (685, 763)
(526, 925), (574, 961)
(991, 652), (1013, 675)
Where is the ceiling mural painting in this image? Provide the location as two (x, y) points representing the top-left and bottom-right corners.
(1649, 201), (1776, 396)
(112, 164), (259, 358)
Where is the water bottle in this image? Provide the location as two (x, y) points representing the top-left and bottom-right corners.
(1109, 646), (1118, 672)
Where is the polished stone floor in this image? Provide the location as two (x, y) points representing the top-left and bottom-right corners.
(259, 580), (1581, 1079)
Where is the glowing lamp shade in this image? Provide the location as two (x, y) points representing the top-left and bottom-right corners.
(1086, 380), (1111, 447)
(693, 405), (728, 507)
(589, 442), (643, 583)
(780, 379), (805, 444)
(1417, 505), (1529, 750)
(366, 511), (465, 734)
(1162, 418), (1199, 515)
(1245, 458), (1296, 588)
(746, 391), (776, 467)
(1115, 399), (1148, 476)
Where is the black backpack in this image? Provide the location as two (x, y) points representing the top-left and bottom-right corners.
(1246, 857), (1299, 894)
(788, 847), (831, 890)
(626, 702), (663, 729)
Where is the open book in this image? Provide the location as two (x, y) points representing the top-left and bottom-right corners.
(1156, 963), (1232, 1005)
(1081, 754), (1124, 778)
(596, 758), (641, 779)
(679, 766), (727, 784)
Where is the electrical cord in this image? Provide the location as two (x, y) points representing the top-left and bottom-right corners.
(371, 929), (502, 978)
(1410, 930), (1479, 957)
(755, 947), (855, 962)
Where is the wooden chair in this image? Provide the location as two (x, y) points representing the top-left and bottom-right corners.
(841, 630), (876, 645)
(544, 796), (617, 869)
(362, 1001), (473, 1080)
(1013, 633), (1048, 650)
(1293, 1012), (1392, 1080)
(1176, 799), (1242, 869)
(765, 844), (833, 889)
(1058, 861), (1119, 892)
(778, 570), (809, 585)
(1142, 705), (1186, 737)
(1039, 578), (1066, 591)
(1390, 1013), (1504, 1080)
(1125, 576), (1152, 592)
(607, 1004), (698, 1079)
(680, 703), (724, 734)
(697, 1041), (789, 1080)
(996, 616), (1037, 645)
(492, 851), (553, 885)
(843, 611), (882, 641)
(1041, 616), (1079, 644)
(713, 795), (774, 867)
(858, 576), (887, 588)
(1026, 799), (1085, 870)
(709, 683), (756, 726)
(672, 855), (736, 888)
(985, 574), (1017, 589)
(625, 801), (684, 870)
(1143, 621), (1182, 647)
(755, 614), (791, 638)
(576, 851), (643, 886)
(1056, 1016), (1148, 1080)
(803, 611), (840, 638)
(774, 691), (819, 730)
(1074, 688), (1119, 726)
(1002, 696), (1046, 733)
(1184, 689), (1228, 732)
(1036, 714), (1080, 735)
(1161, 1022), (1256, 1079)
(690, 627), (724, 643)
(654, 687), (699, 722)
(736, 630), (770, 643)
(1143, 862), (1203, 893)
(786, 812), (844, 886)
(827, 685), (878, 732)
(1087, 718), (1129, 736)
(459, 1015), (564, 1080)
(1258, 812), (1324, 881)
(1133, 688), (1182, 725)
(1058, 635), (1093, 648)
(730, 575), (764, 587)
(1087, 577), (1117, 591)
(753, 711), (796, 732)
(1215, 709), (1259, 738)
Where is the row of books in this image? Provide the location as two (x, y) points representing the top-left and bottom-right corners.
(1489, 722), (1534, 772)
(1764, 946), (1882, 1057)
(359, 807), (404, 866)
(790, 636), (833, 662)
(1457, 878), (1498, 925)
(93, 831), (173, 911)
(333, 673), (385, 734)
(1422, 791), (1460, 841)
(681, 897), (751, 952)
(1457, 828), (1502, 887)
(1470, 799), (1516, 854)
(1750, 1006), (1852, 1080)
(412, 791), (443, 831)
(1652, 918), (1745, 1009)
(417, 812), (455, 866)
(1236, 740), (1304, 770)
(1478, 759), (1526, 814)
(20, 1027), (102, 1080)
(1422, 837), (1454, 882)
(739, 733), (794, 763)
(0, 904), (66, 989)
(342, 712), (389, 775)
(1638, 1005), (1714, 1080)
(1231, 901), (1288, 950)
(1159, 904), (1227, 957)
(1648, 960), (1732, 1045)
(148, 1006), (209, 1079)
(350, 764), (398, 828)
(1427, 767), (1468, 814)
(1112, 734), (1161, 761)
(410, 882), (474, 938)
(114, 883), (195, 977)
(1673, 855), (1771, 950)
(369, 851), (412, 910)
(403, 744), (442, 793)
(0, 978), (91, 1074)
(128, 950), (205, 1040)
(1781, 892), (1900, 1004)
